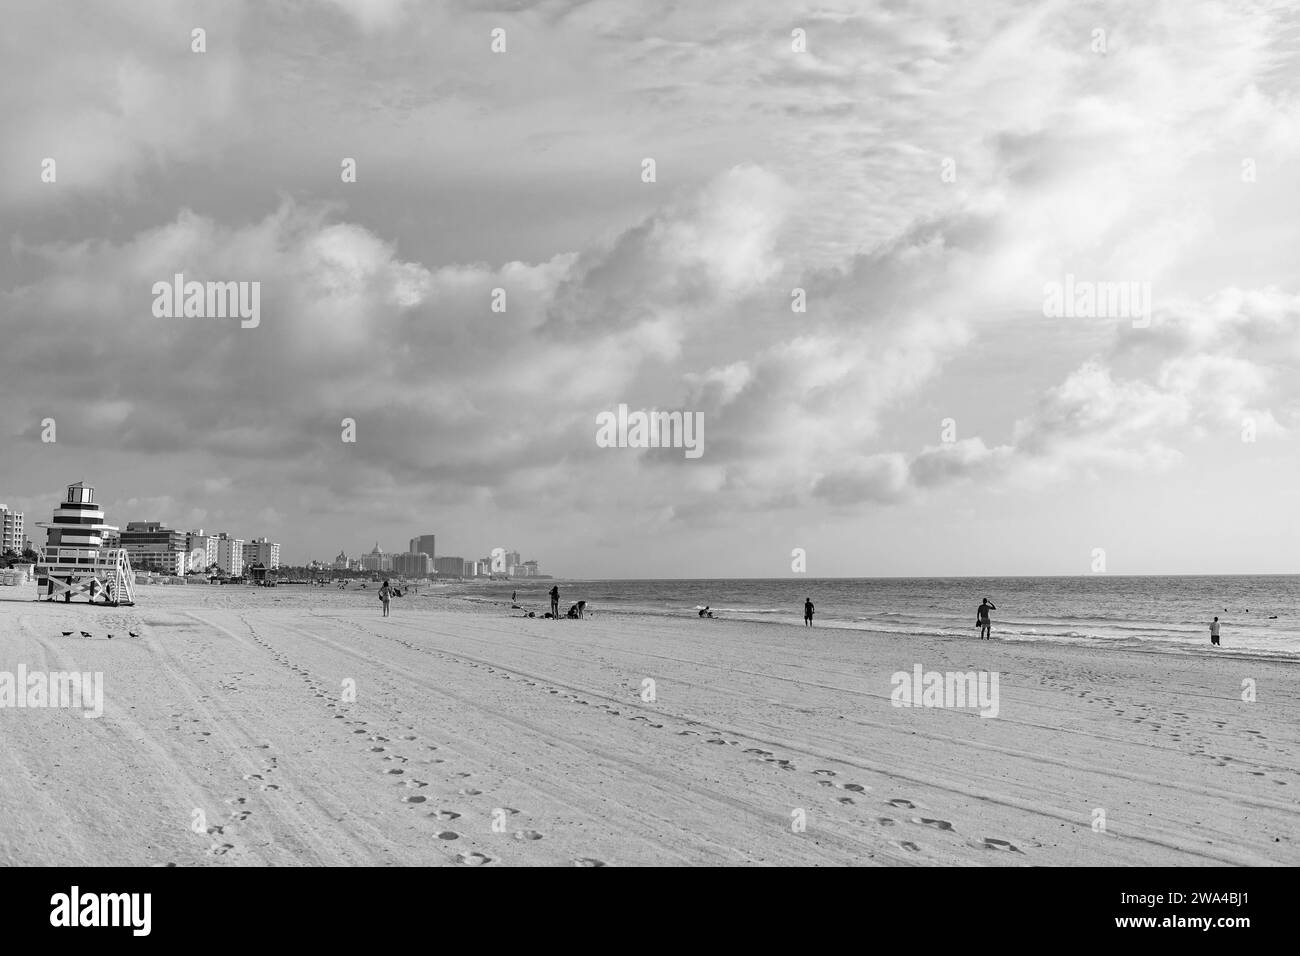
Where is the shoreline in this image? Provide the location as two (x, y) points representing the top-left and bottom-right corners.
(446, 593), (1300, 665)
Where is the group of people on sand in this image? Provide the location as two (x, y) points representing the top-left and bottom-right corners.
(506, 585), (586, 620)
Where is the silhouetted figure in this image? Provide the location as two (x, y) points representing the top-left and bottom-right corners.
(379, 579), (392, 618)
(804, 598), (814, 627)
(977, 597), (996, 640)
(549, 585), (559, 618)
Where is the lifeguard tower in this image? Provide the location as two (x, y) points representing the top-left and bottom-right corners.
(35, 482), (135, 606)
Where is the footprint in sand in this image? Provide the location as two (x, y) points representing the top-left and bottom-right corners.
(812, 769), (837, 777)
(400, 779), (429, 789)
(572, 858), (606, 867)
(242, 774), (263, 781)
(260, 784), (280, 792)
(887, 798), (916, 810)
(458, 788), (483, 796)
(369, 747), (386, 753)
(912, 817), (953, 831)
(982, 837), (1022, 852)
(456, 851), (491, 866)
(817, 780), (835, 788)
(513, 829), (544, 841)
(401, 795), (427, 804)
(875, 817), (896, 827)
(384, 768), (405, 776)
(895, 841), (921, 853)
(838, 783), (867, 793)
(225, 797), (248, 806)
(837, 797), (855, 805)
(429, 811), (461, 821)
(744, 748), (774, 757)
(209, 843), (235, 856)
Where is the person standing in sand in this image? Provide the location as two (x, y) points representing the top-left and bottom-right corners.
(976, 597), (996, 640)
(1210, 616), (1221, 647)
(804, 598), (814, 627)
(549, 585), (560, 618)
(379, 579), (392, 618)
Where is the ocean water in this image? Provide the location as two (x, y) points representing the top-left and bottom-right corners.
(457, 576), (1300, 658)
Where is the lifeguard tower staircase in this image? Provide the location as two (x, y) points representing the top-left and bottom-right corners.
(35, 482), (135, 606)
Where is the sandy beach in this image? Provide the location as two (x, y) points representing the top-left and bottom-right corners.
(0, 585), (1296, 867)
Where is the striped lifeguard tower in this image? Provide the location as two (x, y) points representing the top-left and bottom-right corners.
(35, 482), (135, 606)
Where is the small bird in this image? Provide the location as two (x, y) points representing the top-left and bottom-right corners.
(129, 631), (140, 637)
(80, 631), (91, 638)
(61, 630), (73, 636)
(106, 634), (113, 640)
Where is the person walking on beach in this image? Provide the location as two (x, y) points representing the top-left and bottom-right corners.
(379, 579), (392, 618)
(804, 598), (814, 627)
(1210, 616), (1221, 647)
(549, 585), (560, 618)
(512, 590), (517, 603)
(976, 597), (996, 640)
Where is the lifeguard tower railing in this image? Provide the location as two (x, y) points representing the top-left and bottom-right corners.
(36, 546), (136, 606)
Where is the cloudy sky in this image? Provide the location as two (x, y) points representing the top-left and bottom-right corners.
(2, 0), (1298, 577)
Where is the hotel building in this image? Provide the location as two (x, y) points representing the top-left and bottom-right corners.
(243, 536), (281, 570)
(120, 521), (189, 575)
(0, 504), (24, 554)
(214, 533), (245, 577)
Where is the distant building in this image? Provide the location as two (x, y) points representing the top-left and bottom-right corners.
(360, 542), (393, 573)
(243, 536), (281, 570)
(433, 556), (465, 577)
(409, 534), (436, 558)
(187, 530), (219, 571)
(120, 521), (189, 575)
(0, 504), (23, 554)
(393, 552), (431, 577)
(214, 533), (245, 577)
(521, 560), (540, 577)
(333, 549), (349, 570)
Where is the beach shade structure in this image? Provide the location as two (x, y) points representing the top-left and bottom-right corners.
(34, 482), (135, 607)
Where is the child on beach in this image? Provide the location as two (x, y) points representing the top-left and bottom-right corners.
(379, 580), (391, 618)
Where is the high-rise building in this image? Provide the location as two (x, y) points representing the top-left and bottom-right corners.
(393, 552), (431, 577)
(0, 504), (24, 554)
(360, 542), (394, 572)
(521, 560), (540, 577)
(187, 530), (219, 571)
(120, 521), (189, 575)
(214, 533), (245, 576)
(409, 534), (436, 558)
(433, 556), (465, 577)
(333, 549), (349, 570)
(243, 536), (281, 570)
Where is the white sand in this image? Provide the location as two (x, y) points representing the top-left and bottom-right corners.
(0, 585), (1296, 866)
